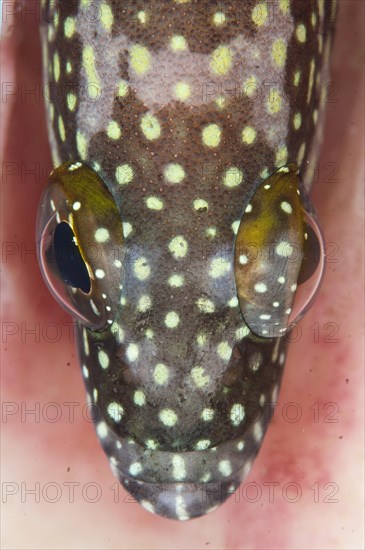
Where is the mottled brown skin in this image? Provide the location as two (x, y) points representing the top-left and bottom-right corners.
(38, 0), (337, 520)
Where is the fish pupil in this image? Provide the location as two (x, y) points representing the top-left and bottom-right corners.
(53, 222), (91, 293)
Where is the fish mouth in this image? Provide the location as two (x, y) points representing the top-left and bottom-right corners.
(98, 425), (259, 520)
(115, 472), (243, 521)
(110, 446), (255, 521)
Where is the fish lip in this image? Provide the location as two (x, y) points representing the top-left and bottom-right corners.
(114, 469), (242, 521)
(101, 432), (257, 520)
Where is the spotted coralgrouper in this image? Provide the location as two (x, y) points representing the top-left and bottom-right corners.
(37, 0), (336, 520)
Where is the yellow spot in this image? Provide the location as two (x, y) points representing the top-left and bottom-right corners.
(100, 2), (114, 32)
(172, 455), (186, 480)
(130, 45), (151, 75)
(107, 402), (123, 421)
(241, 126), (257, 145)
(134, 257), (150, 280)
(58, 116), (65, 142)
(67, 93), (77, 112)
(217, 341), (232, 361)
(168, 235), (188, 259)
(266, 89), (282, 114)
(318, 0), (325, 19)
(196, 332), (207, 346)
(129, 462), (142, 476)
(53, 11), (59, 28)
(202, 123), (221, 148)
(311, 12), (317, 27)
(145, 329), (154, 339)
(47, 25), (55, 42)
(231, 220), (240, 234)
(252, 3), (268, 26)
(168, 274), (184, 287)
(154, 364), (169, 385)
(201, 408), (214, 421)
(98, 350), (109, 369)
(210, 45), (233, 76)
(206, 227), (217, 239)
(279, 0), (290, 14)
(165, 311), (180, 329)
(196, 296), (215, 314)
(307, 59), (315, 103)
(82, 45), (100, 99)
(145, 439), (157, 449)
(159, 409), (178, 427)
(146, 196), (164, 210)
(170, 35), (187, 52)
(293, 112), (302, 130)
(296, 23), (306, 43)
(174, 81), (191, 101)
(76, 131), (87, 160)
(297, 142), (306, 166)
(223, 167), (243, 188)
(137, 295), (151, 312)
(53, 52), (60, 82)
(122, 222), (132, 237)
(191, 367), (210, 388)
(137, 10), (147, 24)
(213, 12), (225, 26)
(195, 440), (211, 450)
(134, 390), (146, 406)
(66, 61), (72, 74)
(141, 113), (161, 140)
(242, 75), (257, 98)
(272, 38), (287, 68)
(260, 167), (270, 179)
(118, 80), (129, 97)
(164, 163), (185, 184)
(193, 199), (208, 211)
(236, 325), (250, 339)
(210, 257), (230, 278)
(219, 460), (232, 477)
(230, 403), (245, 426)
(116, 164), (134, 185)
(95, 228), (109, 243)
(215, 95), (226, 109)
(275, 145), (288, 167)
(293, 70), (301, 87)
(107, 121), (121, 140)
(313, 109), (318, 124)
(64, 16), (76, 38)
(126, 343), (139, 362)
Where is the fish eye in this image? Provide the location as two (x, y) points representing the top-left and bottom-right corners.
(36, 162), (125, 330)
(287, 209), (325, 327)
(234, 163), (325, 338)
